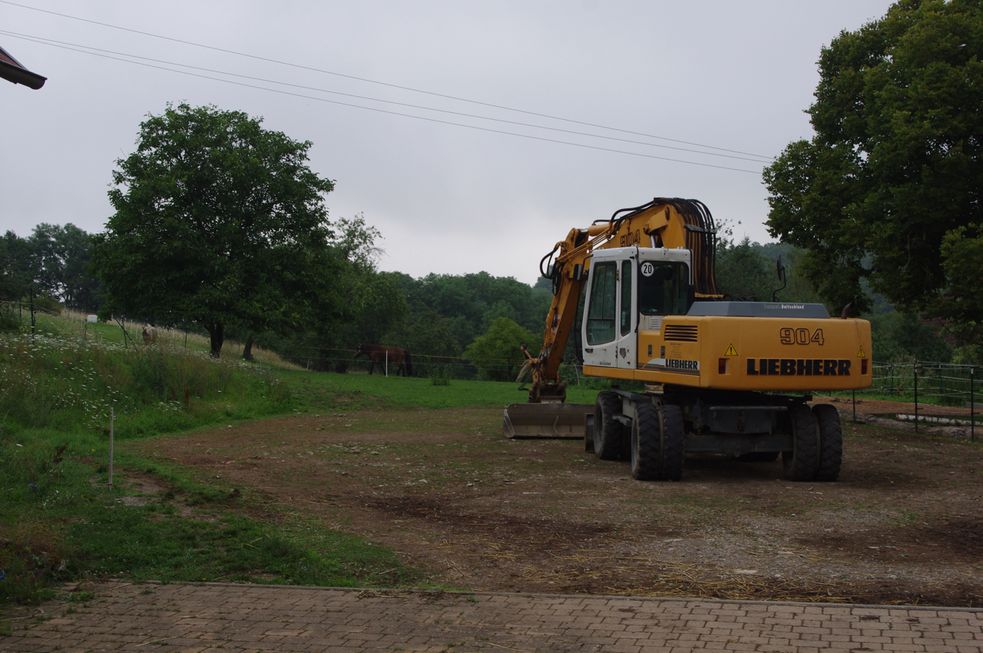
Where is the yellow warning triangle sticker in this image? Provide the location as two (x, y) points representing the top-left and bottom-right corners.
(724, 344), (738, 357)
(858, 346), (867, 359)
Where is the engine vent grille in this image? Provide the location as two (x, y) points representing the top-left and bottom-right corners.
(664, 324), (698, 342)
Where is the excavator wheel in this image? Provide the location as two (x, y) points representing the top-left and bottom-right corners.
(812, 403), (843, 481)
(593, 391), (627, 460)
(630, 401), (684, 481)
(630, 402), (660, 480)
(782, 403), (820, 481)
(659, 403), (685, 481)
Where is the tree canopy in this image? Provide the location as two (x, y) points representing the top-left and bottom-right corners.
(0, 225), (99, 330)
(763, 0), (982, 344)
(93, 103), (339, 356)
(463, 317), (537, 381)
(27, 223), (99, 311)
(0, 231), (34, 305)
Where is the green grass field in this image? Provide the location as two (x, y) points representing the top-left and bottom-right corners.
(0, 312), (602, 606)
(281, 367), (599, 410)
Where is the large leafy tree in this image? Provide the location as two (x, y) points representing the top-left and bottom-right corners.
(28, 223), (99, 311)
(763, 0), (982, 341)
(715, 237), (773, 301)
(94, 103), (337, 356)
(0, 232), (33, 304)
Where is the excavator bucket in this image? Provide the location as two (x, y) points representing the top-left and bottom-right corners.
(502, 403), (594, 439)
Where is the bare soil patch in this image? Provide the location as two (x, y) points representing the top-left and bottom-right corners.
(133, 402), (982, 606)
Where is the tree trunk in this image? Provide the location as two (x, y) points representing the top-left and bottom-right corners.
(242, 335), (255, 361)
(208, 322), (224, 358)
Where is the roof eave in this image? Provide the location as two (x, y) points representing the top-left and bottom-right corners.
(0, 60), (46, 89)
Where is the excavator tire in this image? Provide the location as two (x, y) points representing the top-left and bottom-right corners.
(593, 391), (626, 461)
(812, 403), (843, 481)
(659, 403), (685, 481)
(782, 403), (820, 481)
(630, 402), (660, 480)
(630, 401), (684, 481)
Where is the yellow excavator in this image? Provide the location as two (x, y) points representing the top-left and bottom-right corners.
(503, 197), (872, 481)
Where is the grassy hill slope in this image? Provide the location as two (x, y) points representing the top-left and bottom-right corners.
(2, 312), (595, 606)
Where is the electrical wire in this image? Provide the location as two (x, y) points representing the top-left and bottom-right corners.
(0, 31), (764, 174)
(0, 29), (771, 165)
(0, 0), (775, 161)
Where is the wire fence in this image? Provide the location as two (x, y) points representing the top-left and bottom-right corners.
(24, 309), (979, 439)
(335, 351), (981, 440)
(297, 347), (483, 378)
(847, 361), (979, 439)
(287, 347), (589, 384)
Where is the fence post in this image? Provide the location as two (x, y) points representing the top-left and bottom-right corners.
(913, 362), (919, 433)
(108, 407), (115, 488)
(385, 350), (389, 377)
(971, 367), (976, 442)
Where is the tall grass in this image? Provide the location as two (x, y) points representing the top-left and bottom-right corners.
(52, 310), (302, 370)
(0, 329), (292, 439)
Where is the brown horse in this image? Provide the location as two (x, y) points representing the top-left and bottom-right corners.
(354, 344), (413, 376)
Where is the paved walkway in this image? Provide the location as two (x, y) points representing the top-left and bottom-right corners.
(3, 581), (982, 652)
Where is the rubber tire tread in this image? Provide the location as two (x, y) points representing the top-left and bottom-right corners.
(812, 403), (843, 482)
(630, 402), (661, 480)
(593, 391), (626, 461)
(659, 403), (685, 481)
(782, 403), (819, 481)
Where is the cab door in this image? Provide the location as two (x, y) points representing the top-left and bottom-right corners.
(615, 257), (637, 369)
(582, 249), (636, 370)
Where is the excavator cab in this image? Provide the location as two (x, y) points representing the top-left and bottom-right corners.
(504, 246), (692, 439)
(582, 247), (691, 371)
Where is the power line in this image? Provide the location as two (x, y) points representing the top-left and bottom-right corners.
(0, 0), (775, 161)
(0, 29), (770, 165)
(2, 32), (763, 174)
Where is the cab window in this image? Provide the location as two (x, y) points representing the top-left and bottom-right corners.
(620, 259), (633, 336)
(638, 261), (690, 316)
(586, 261), (617, 344)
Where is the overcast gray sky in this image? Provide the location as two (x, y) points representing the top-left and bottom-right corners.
(2, 0), (894, 284)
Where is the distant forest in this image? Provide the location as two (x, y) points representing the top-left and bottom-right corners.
(0, 222), (960, 376)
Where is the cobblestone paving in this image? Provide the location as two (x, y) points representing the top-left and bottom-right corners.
(3, 582), (982, 652)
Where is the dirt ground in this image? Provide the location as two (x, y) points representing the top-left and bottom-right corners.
(133, 397), (982, 607)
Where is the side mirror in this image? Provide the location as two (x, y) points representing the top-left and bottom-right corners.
(772, 256), (788, 302)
